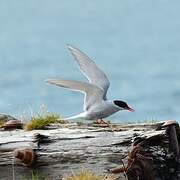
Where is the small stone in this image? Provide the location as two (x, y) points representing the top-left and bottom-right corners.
(4, 120), (22, 130)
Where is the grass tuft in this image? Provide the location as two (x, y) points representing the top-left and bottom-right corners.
(24, 113), (66, 131)
(21, 171), (45, 180)
(0, 120), (4, 128)
(0, 115), (8, 128)
(24, 104), (67, 131)
(65, 169), (116, 180)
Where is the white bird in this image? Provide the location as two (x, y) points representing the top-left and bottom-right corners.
(46, 45), (134, 122)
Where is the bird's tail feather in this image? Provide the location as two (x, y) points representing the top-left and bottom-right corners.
(65, 112), (87, 120)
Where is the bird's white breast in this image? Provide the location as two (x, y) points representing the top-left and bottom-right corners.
(86, 101), (120, 119)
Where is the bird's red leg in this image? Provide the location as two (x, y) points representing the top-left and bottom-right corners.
(95, 119), (113, 130)
(96, 119), (109, 125)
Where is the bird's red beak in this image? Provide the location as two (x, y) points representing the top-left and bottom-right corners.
(126, 106), (135, 112)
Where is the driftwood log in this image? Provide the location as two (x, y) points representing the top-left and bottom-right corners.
(0, 122), (165, 180)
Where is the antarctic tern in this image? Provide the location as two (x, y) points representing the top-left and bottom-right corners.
(46, 45), (134, 121)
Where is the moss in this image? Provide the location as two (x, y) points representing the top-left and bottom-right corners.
(24, 113), (66, 131)
(0, 119), (5, 128)
(0, 115), (6, 128)
(65, 169), (116, 180)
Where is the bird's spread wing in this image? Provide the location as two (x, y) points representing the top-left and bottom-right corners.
(67, 45), (110, 99)
(46, 79), (104, 111)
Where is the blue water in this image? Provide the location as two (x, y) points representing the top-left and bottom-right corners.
(0, 0), (180, 122)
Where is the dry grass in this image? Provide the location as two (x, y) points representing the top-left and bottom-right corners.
(64, 169), (116, 180)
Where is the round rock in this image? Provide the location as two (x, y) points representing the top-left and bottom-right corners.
(4, 120), (23, 130)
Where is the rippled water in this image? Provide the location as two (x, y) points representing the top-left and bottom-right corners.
(0, 1), (180, 122)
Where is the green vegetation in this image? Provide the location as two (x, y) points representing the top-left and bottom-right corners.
(21, 171), (44, 180)
(65, 169), (116, 180)
(0, 120), (4, 128)
(24, 113), (66, 131)
(0, 115), (7, 128)
(24, 105), (66, 131)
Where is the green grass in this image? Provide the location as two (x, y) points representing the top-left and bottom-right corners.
(0, 120), (4, 128)
(24, 113), (66, 131)
(21, 171), (46, 180)
(0, 115), (8, 128)
(23, 105), (67, 131)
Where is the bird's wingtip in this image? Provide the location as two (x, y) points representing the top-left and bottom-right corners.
(45, 79), (54, 84)
(66, 44), (73, 49)
(45, 79), (65, 85)
(66, 44), (79, 52)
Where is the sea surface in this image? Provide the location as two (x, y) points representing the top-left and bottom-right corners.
(0, 0), (180, 122)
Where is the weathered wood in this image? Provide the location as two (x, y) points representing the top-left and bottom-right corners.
(0, 123), (164, 180)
